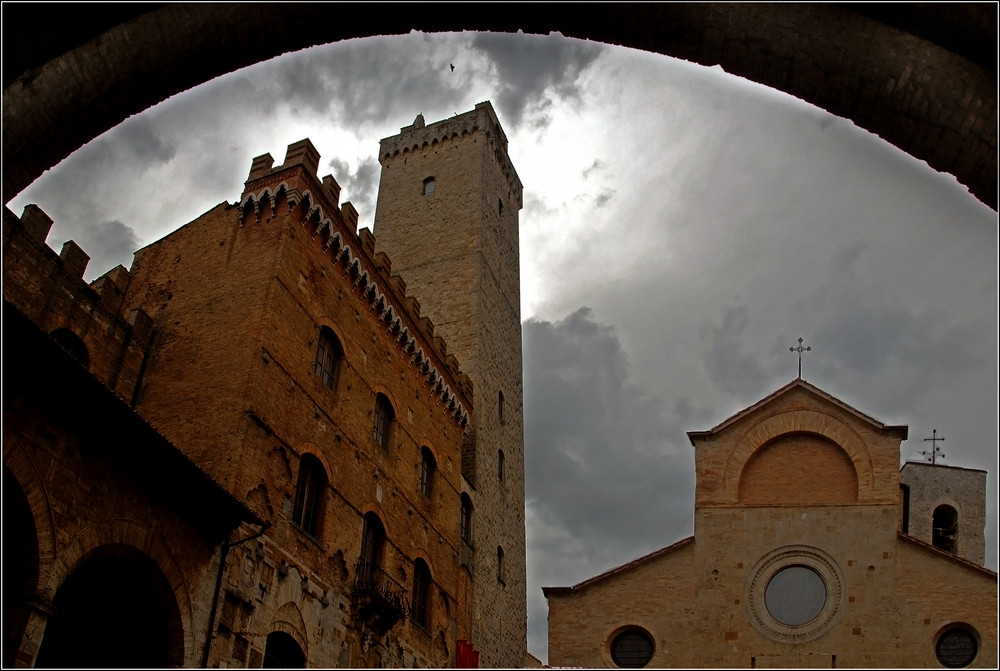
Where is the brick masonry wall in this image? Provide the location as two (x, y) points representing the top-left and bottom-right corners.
(116, 147), (474, 667)
(372, 103), (528, 666)
(546, 381), (997, 667)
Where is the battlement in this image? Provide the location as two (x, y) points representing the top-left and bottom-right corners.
(237, 141), (475, 427)
(378, 102), (523, 206)
(2, 204), (154, 400)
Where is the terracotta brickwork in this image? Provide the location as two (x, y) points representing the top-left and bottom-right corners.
(545, 379), (997, 668)
(4, 103), (523, 668)
(3, 205), (254, 667)
(372, 102), (527, 667)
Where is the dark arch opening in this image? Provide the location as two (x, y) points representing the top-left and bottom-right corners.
(262, 631), (306, 668)
(933, 504), (959, 554)
(3, 467), (40, 668)
(50, 328), (89, 367)
(35, 544), (184, 668)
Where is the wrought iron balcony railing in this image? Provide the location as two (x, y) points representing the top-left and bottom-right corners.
(352, 561), (409, 628)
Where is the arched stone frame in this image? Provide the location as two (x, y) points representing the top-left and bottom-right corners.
(3, 438), (57, 603)
(291, 445), (331, 539)
(723, 409), (875, 503)
(47, 519), (195, 666)
(267, 602), (309, 661)
(296, 442), (334, 484)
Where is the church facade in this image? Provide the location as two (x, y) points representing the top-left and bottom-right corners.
(544, 379), (996, 668)
(3, 103), (528, 667)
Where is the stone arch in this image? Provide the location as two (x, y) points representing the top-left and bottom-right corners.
(48, 519), (195, 664)
(5, 5), (994, 208)
(267, 601), (309, 658)
(36, 541), (187, 667)
(2, 439), (56, 601)
(723, 409), (874, 503)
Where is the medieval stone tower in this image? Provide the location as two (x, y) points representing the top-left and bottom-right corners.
(900, 460), (988, 565)
(372, 102), (527, 666)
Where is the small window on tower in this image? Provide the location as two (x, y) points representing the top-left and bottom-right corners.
(423, 177), (436, 195)
(498, 198), (503, 216)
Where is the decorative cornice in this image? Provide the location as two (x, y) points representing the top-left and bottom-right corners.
(238, 183), (471, 430)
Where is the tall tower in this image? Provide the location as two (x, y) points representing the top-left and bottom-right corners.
(372, 102), (526, 665)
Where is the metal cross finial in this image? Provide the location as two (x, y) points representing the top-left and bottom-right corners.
(789, 337), (811, 379)
(921, 429), (946, 464)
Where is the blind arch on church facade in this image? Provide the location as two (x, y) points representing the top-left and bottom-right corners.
(738, 432), (859, 504)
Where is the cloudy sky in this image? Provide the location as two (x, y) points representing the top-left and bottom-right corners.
(8, 32), (997, 663)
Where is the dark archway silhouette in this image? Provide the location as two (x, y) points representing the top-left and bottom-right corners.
(3, 468), (39, 668)
(263, 631), (306, 668)
(35, 544), (184, 668)
(3, 4), (996, 209)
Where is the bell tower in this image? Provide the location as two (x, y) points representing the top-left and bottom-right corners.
(372, 102), (526, 665)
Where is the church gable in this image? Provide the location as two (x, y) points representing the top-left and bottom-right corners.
(690, 380), (907, 507)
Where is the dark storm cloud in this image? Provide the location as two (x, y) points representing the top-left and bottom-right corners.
(115, 117), (177, 163)
(243, 35), (469, 127)
(327, 156), (381, 224)
(56, 219), (141, 281)
(524, 307), (693, 547)
(524, 307), (696, 662)
(471, 32), (603, 129)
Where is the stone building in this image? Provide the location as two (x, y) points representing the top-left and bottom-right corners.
(544, 378), (997, 668)
(3, 102), (527, 667)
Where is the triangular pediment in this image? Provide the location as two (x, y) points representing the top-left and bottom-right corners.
(688, 378), (908, 443)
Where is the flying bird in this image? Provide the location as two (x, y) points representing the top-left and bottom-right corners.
(450, 63), (455, 72)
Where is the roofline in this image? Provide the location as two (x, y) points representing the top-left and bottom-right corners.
(688, 378), (908, 444)
(899, 460), (988, 474)
(542, 536), (695, 597)
(897, 532), (998, 578)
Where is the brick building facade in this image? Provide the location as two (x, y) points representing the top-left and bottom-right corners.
(544, 379), (997, 668)
(3, 103), (527, 667)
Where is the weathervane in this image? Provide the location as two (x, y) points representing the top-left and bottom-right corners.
(921, 429), (946, 464)
(789, 337), (811, 379)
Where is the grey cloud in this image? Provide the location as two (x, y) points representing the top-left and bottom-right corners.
(116, 118), (177, 163)
(524, 307), (695, 662)
(250, 35), (469, 127)
(59, 219), (141, 281)
(471, 33), (603, 129)
(327, 157), (381, 221)
(524, 306), (693, 547)
(582, 159), (603, 178)
(699, 305), (770, 398)
(594, 189), (614, 208)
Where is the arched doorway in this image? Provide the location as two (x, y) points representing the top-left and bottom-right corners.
(34, 544), (184, 668)
(262, 631), (306, 668)
(3, 468), (39, 667)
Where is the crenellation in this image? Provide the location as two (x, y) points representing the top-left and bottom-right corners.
(19, 203), (54, 244)
(59, 240), (90, 279)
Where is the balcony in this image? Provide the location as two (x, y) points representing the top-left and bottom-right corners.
(352, 561), (409, 632)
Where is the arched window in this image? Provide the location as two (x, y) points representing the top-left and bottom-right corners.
(497, 449), (505, 482)
(372, 394), (394, 450)
(292, 454), (326, 537)
(411, 559), (432, 629)
(358, 513), (386, 588)
(314, 326), (343, 389)
(422, 177), (436, 195)
(498, 390), (505, 424)
(496, 546), (505, 584)
(933, 504), (958, 553)
(419, 447), (436, 498)
(460, 494), (473, 544)
(50, 328), (89, 367)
